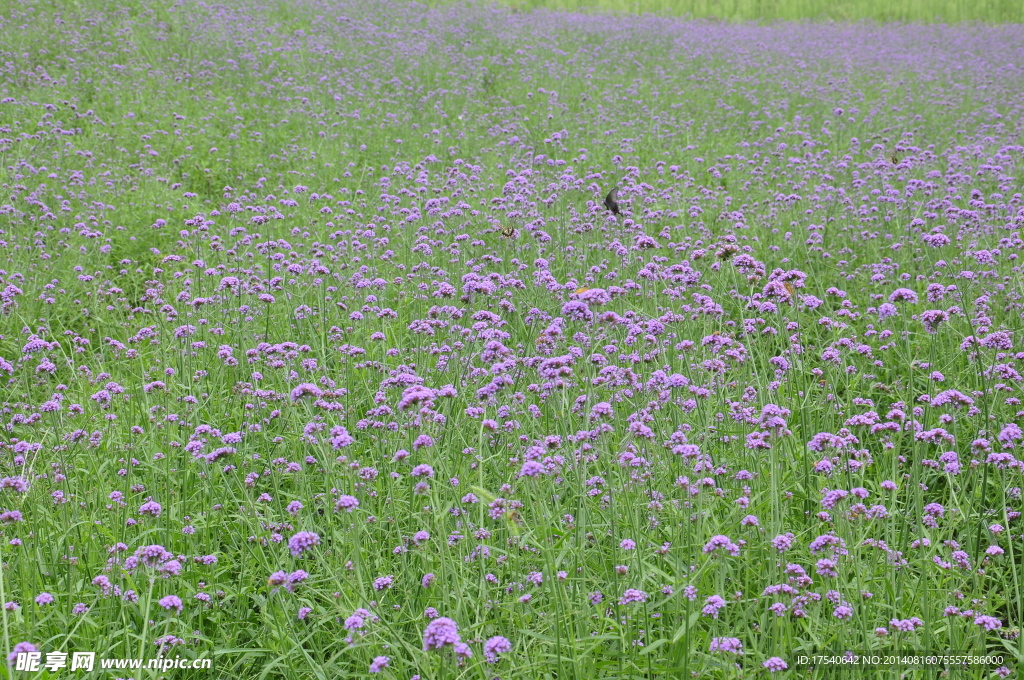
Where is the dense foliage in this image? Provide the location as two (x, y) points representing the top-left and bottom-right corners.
(0, 1), (1022, 677)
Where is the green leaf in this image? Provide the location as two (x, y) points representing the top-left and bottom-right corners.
(639, 637), (670, 656)
(671, 610), (701, 643)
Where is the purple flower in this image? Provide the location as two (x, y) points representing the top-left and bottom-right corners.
(0, 477), (30, 493)
(974, 615), (1001, 631)
(618, 589), (647, 605)
(290, 383), (323, 401)
(980, 331), (1013, 350)
(411, 464), (434, 478)
(297, 607), (312, 620)
(703, 535), (740, 556)
(288, 531), (320, 557)
(518, 460), (544, 477)
(833, 605), (854, 619)
(135, 544), (173, 567)
(888, 288), (918, 303)
(34, 593), (54, 606)
(483, 635), (512, 663)
(876, 302), (899, 320)
(763, 657), (788, 672)
(997, 423), (1023, 447)
(369, 656), (390, 673)
(334, 495), (359, 512)
(919, 309), (949, 333)
(158, 560), (182, 577)
(423, 617), (461, 650)
(398, 385), (437, 410)
(329, 425), (354, 448)
(709, 637), (743, 654)
(771, 533), (794, 551)
(889, 617), (923, 633)
(158, 595), (183, 613)
(702, 595), (727, 618)
(7, 642), (37, 665)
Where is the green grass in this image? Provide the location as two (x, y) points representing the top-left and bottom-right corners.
(0, 0), (1022, 679)
(433, 0), (1024, 22)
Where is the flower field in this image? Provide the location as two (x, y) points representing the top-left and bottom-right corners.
(0, 1), (1022, 677)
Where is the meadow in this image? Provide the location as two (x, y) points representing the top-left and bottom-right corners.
(450, 0), (1024, 23)
(0, 0), (1022, 678)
